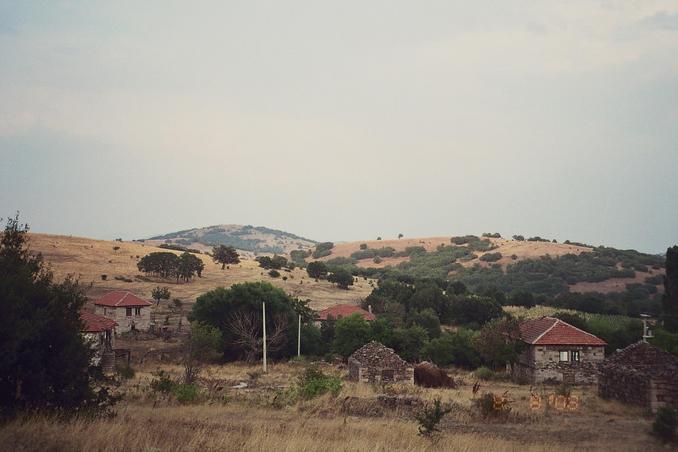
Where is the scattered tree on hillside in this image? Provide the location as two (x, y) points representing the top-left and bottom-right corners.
(257, 255), (288, 270)
(306, 261), (329, 279)
(328, 269), (354, 289)
(212, 245), (240, 269)
(398, 233), (404, 239)
(137, 251), (202, 282)
(663, 246), (678, 332)
(377, 237), (382, 241)
(0, 214), (100, 414)
(512, 235), (525, 241)
(359, 243), (368, 250)
(177, 252), (204, 282)
(312, 242), (334, 259)
(151, 286), (171, 306)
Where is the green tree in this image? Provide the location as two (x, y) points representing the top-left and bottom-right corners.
(333, 314), (372, 357)
(447, 294), (502, 327)
(151, 286), (171, 306)
(212, 245), (240, 269)
(189, 282), (312, 361)
(663, 246), (678, 332)
(388, 325), (428, 361)
(306, 261), (329, 279)
(328, 269), (354, 289)
(473, 318), (524, 370)
(409, 308), (441, 339)
(0, 215), (96, 414)
(176, 252), (204, 282)
(182, 322), (222, 384)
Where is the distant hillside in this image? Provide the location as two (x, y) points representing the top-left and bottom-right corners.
(146, 224), (316, 256)
(310, 234), (666, 314)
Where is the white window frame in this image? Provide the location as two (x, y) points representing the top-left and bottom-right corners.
(570, 350), (580, 362)
(559, 351), (569, 362)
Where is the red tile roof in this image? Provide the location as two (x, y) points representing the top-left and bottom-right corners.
(93, 291), (153, 308)
(80, 310), (117, 333)
(519, 317), (606, 346)
(318, 304), (376, 321)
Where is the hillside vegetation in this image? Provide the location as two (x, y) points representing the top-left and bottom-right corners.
(146, 224), (316, 256)
(27, 233), (370, 311)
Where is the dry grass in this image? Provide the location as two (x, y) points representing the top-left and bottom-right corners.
(0, 360), (663, 451)
(27, 233), (373, 311)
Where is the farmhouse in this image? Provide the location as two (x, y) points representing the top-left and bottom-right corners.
(80, 310), (116, 371)
(318, 304), (376, 322)
(598, 341), (678, 413)
(94, 290), (153, 333)
(513, 317), (606, 384)
(348, 341), (414, 384)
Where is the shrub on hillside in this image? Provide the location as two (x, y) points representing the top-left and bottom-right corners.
(268, 269), (281, 278)
(172, 383), (200, 404)
(474, 392), (512, 418)
(312, 242), (334, 259)
(480, 252), (502, 262)
(474, 366), (495, 381)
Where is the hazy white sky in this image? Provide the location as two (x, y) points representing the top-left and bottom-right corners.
(1, 1), (677, 252)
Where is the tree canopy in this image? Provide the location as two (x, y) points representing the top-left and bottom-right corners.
(212, 245), (240, 269)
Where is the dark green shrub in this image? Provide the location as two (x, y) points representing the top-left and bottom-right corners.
(172, 383), (199, 404)
(474, 366), (495, 381)
(312, 242), (334, 259)
(297, 367), (342, 399)
(150, 370), (174, 393)
(116, 364), (135, 380)
(480, 252), (502, 262)
(474, 391), (511, 418)
(652, 407), (677, 441)
(268, 269), (280, 278)
(360, 243), (368, 250)
(416, 399), (451, 437)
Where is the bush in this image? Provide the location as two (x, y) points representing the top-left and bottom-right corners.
(150, 370), (174, 393)
(652, 407), (677, 441)
(416, 398), (451, 438)
(480, 252), (502, 262)
(474, 392), (511, 418)
(312, 242), (334, 259)
(360, 243), (368, 250)
(268, 269), (281, 278)
(116, 364), (135, 380)
(172, 383), (200, 404)
(297, 367), (342, 399)
(474, 366), (495, 381)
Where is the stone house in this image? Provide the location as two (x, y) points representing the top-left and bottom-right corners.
(317, 304), (376, 324)
(513, 317), (606, 385)
(80, 310), (116, 372)
(94, 290), (153, 333)
(348, 341), (414, 384)
(598, 341), (678, 413)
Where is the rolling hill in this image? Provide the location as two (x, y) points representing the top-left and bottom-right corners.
(145, 224), (316, 257)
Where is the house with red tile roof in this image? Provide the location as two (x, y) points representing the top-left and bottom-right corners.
(317, 304), (376, 322)
(80, 310), (116, 370)
(94, 290), (153, 333)
(513, 317), (606, 384)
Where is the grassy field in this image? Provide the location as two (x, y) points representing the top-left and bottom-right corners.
(0, 361), (664, 452)
(27, 233), (374, 312)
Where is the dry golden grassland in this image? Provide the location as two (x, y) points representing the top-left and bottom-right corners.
(27, 233), (373, 311)
(0, 362), (664, 452)
(322, 237), (592, 270)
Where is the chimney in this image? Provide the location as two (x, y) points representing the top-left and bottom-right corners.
(368, 305), (372, 314)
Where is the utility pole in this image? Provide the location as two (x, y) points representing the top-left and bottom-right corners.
(641, 314), (653, 343)
(297, 314), (302, 358)
(262, 301), (267, 373)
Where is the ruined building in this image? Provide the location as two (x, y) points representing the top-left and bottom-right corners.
(348, 341), (414, 384)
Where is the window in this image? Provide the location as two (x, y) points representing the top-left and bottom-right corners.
(126, 307), (132, 317)
(571, 351), (580, 362)
(134, 307), (141, 316)
(381, 370), (395, 382)
(559, 351), (569, 362)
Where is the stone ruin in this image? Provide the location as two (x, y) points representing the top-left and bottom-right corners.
(348, 341), (414, 384)
(598, 341), (678, 412)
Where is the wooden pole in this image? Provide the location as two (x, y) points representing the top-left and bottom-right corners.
(297, 314), (301, 358)
(262, 301), (267, 373)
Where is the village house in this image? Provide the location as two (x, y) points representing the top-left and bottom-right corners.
(80, 310), (117, 372)
(94, 290), (153, 333)
(513, 317), (606, 384)
(317, 304), (376, 324)
(348, 341), (414, 384)
(598, 341), (678, 413)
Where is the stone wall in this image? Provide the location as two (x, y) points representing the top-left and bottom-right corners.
(598, 366), (650, 408)
(515, 344), (605, 384)
(348, 362), (414, 384)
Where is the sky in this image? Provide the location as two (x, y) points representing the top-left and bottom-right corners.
(1, 1), (677, 253)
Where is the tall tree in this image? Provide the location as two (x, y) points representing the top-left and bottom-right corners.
(151, 286), (171, 306)
(212, 245), (240, 269)
(0, 215), (95, 414)
(663, 246), (678, 332)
